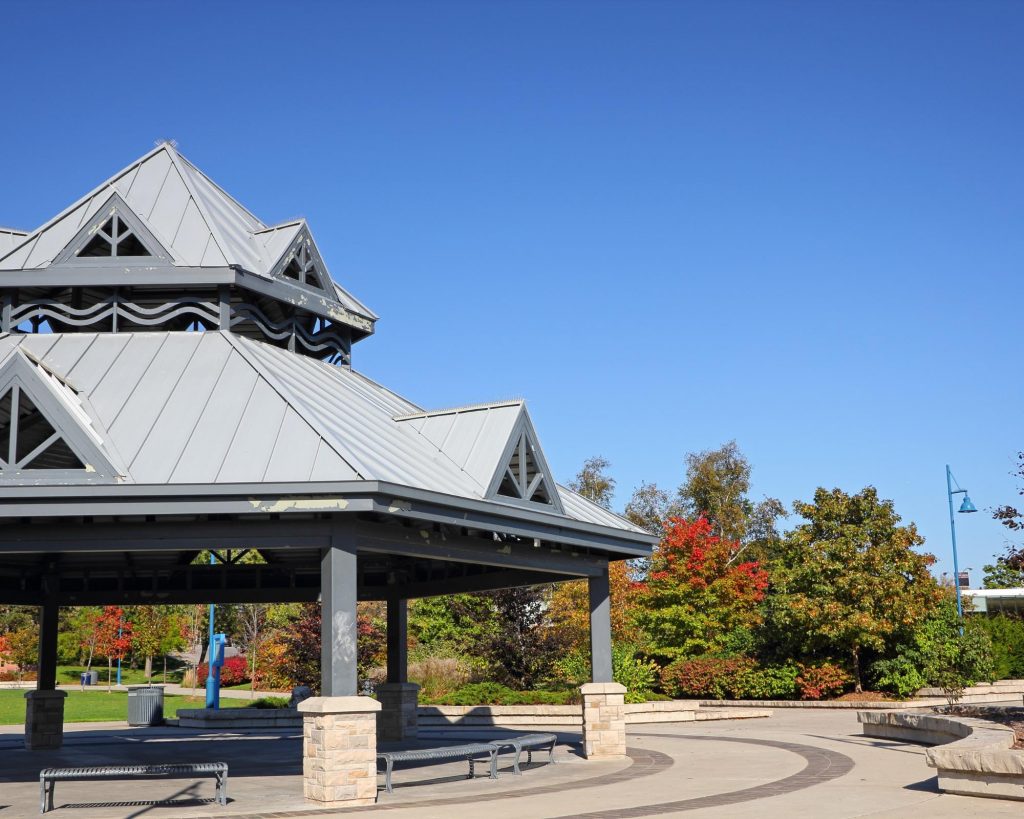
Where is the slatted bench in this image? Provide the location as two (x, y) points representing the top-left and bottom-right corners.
(39, 762), (228, 814)
(376, 743), (498, 794)
(489, 733), (558, 775)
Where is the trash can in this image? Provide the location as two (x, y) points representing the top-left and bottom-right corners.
(79, 672), (90, 687)
(127, 685), (165, 726)
(88, 670), (99, 685)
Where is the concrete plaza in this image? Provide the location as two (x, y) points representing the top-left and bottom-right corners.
(1, 708), (1020, 818)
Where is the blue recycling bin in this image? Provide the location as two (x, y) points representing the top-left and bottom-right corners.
(79, 672), (90, 687)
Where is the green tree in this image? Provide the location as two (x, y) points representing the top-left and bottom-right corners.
(768, 487), (943, 691)
(7, 626), (38, 681)
(678, 441), (753, 542)
(982, 546), (1024, 589)
(916, 597), (994, 703)
(568, 456), (616, 509)
(625, 482), (675, 534)
(408, 594), (496, 659)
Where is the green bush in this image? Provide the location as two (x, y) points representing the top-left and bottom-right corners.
(737, 664), (799, 699)
(423, 682), (578, 706)
(246, 696), (290, 709)
(975, 615), (1024, 680)
(870, 656), (926, 699)
(554, 643), (659, 703)
(612, 644), (659, 703)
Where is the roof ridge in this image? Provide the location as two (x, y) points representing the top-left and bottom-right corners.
(253, 219), (306, 235)
(0, 143), (169, 267)
(170, 145), (267, 230)
(219, 332), (366, 479)
(162, 147), (241, 271)
(394, 399), (524, 421)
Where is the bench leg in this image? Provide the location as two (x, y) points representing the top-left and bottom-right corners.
(468, 757), (475, 780)
(512, 749), (522, 775)
(385, 758), (394, 794)
(489, 750), (498, 780)
(549, 740), (557, 764)
(39, 778), (45, 814)
(217, 770), (228, 806)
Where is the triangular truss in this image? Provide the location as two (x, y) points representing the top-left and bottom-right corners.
(0, 351), (118, 482)
(487, 411), (563, 513)
(271, 229), (329, 292)
(52, 193), (171, 265)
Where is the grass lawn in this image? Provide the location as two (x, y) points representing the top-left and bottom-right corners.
(57, 663), (185, 687)
(0, 690), (247, 725)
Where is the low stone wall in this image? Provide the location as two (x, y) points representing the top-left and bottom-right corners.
(418, 700), (768, 729)
(175, 700), (770, 731)
(176, 707), (301, 729)
(858, 708), (1024, 801)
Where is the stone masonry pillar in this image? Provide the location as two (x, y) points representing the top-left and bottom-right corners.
(376, 682), (420, 742)
(26, 596), (64, 751)
(580, 682), (627, 759)
(299, 696), (381, 807)
(25, 690), (68, 751)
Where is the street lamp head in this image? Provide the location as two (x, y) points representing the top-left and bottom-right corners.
(958, 495), (978, 514)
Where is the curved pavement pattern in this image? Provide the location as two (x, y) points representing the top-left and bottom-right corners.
(3, 709), (1024, 817)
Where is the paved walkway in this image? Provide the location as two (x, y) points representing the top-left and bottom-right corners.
(1, 709), (1021, 818)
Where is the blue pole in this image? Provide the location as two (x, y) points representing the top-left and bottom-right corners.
(116, 622), (122, 687)
(946, 465), (964, 620)
(205, 551), (217, 709)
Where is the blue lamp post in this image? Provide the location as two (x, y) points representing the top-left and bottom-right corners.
(946, 465), (977, 619)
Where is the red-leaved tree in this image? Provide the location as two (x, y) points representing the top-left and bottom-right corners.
(93, 607), (133, 691)
(633, 516), (769, 663)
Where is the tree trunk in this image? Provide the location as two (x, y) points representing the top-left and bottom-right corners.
(144, 655), (153, 682)
(852, 645), (862, 693)
(162, 655), (167, 684)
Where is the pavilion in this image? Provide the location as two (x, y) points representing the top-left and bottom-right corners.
(0, 143), (655, 806)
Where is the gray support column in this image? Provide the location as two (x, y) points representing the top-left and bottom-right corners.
(1, 291), (12, 334)
(321, 535), (358, 697)
(386, 597), (408, 684)
(588, 568), (613, 683)
(37, 598), (59, 691)
(218, 285), (231, 330)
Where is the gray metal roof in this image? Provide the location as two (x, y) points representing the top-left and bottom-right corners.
(0, 331), (646, 536)
(0, 143), (376, 322)
(0, 227), (27, 257)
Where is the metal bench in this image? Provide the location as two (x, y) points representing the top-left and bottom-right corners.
(489, 733), (558, 775)
(39, 762), (228, 814)
(376, 743), (498, 794)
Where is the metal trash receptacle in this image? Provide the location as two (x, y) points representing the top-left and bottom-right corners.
(127, 685), (165, 726)
(79, 672), (90, 686)
(88, 670), (99, 685)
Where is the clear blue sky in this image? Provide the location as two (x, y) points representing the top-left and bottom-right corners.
(2, 1), (1020, 580)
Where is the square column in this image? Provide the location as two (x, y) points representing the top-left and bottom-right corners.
(321, 539), (358, 697)
(300, 696), (381, 806)
(581, 568), (625, 759)
(588, 568), (613, 683)
(26, 598), (64, 751)
(378, 597), (418, 742)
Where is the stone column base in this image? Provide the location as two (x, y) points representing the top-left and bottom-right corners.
(299, 696), (381, 806)
(25, 690), (67, 751)
(376, 682), (419, 743)
(581, 682), (627, 759)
